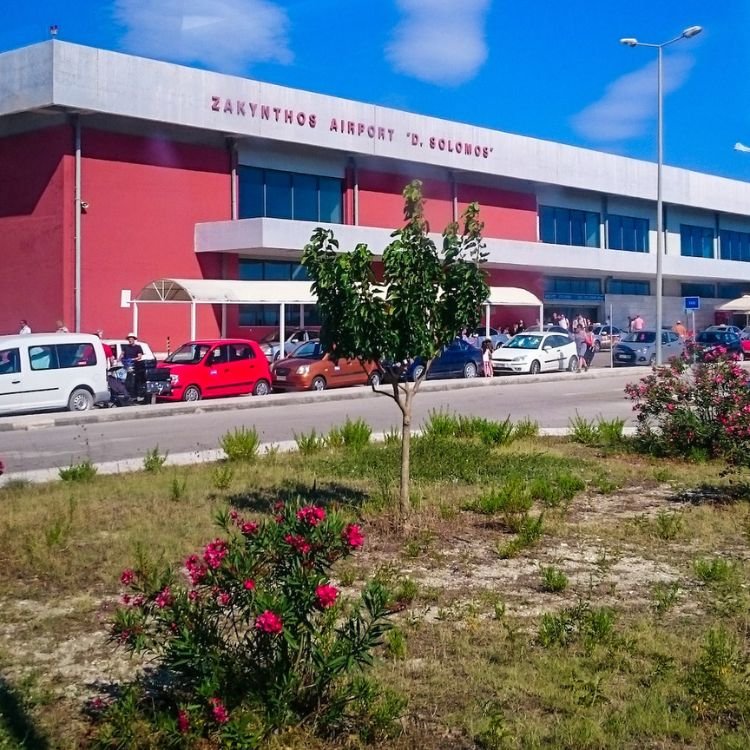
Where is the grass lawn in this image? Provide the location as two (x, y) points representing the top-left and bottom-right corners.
(1, 422), (750, 748)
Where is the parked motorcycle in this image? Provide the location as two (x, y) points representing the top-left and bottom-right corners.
(103, 363), (172, 406)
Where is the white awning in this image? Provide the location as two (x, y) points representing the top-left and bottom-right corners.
(487, 286), (542, 307)
(717, 295), (750, 312)
(135, 278), (316, 305)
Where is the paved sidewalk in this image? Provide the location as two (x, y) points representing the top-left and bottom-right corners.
(0, 367), (632, 433)
(0, 425), (639, 487)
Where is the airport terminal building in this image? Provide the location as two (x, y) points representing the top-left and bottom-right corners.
(2, 40), (750, 346)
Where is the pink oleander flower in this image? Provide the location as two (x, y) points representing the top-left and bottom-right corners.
(185, 554), (207, 585)
(241, 521), (259, 536)
(243, 579), (256, 591)
(203, 539), (228, 570)
(155, 586), (173, 609)
(208, 697), (230, 725)
(188, 590), (200, 602)
(216, 590), (232, 607)
(315, 583), (339, 608)
(256, 610), (283, 635)
(177, 708), (190, 733)
(285, 533), (312, 555)
(297, 505), (326, 526)
(342, 523), (364, 549)
(120, 569), (135, 586)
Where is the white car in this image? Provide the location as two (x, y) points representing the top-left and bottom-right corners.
(492, 331), (578, 375)
(104, 339), (157, 367)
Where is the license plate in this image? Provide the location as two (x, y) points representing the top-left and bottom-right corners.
(276, 375), (287, 382)
(616, 354), (628, 360)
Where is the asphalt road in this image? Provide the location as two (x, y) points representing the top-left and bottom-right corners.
(0, 367), (638, 473)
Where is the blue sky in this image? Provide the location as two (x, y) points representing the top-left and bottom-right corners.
(3, 1), (749, 181)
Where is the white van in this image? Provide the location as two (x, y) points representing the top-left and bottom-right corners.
(0, 333), (110, 415)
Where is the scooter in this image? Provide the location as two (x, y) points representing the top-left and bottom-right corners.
(103, 363), (172, 406)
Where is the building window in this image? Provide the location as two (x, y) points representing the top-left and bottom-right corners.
(544, 277), (602, 299)
(719, 229), (750, 262)
(607, 214), (649, 252)
(238, 167), (343, 223)
(607, 279), (650, 295)
(680, 224), (714, 258)
(717, 283), (747, 299)
(238, 259), (319, 327)
(681, 283), (716, 298)
(539, 206), (600, 247)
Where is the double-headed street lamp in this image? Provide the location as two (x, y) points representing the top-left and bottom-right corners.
(620, 25), (702, 365)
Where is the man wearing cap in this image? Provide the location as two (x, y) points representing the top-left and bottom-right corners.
(121, 333), (145, 398)
(672, 320), (688, 338)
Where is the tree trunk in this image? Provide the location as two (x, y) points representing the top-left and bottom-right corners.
(399, 388), (412, 518)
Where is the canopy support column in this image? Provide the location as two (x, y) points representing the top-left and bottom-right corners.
(132, 301), (139, 337)
(485, 303), (491, 339)
(279, 304), (286, 359)
(299, 304), (305, 328)
(221, 305), (227, 337)
(539, 303), (544, 329)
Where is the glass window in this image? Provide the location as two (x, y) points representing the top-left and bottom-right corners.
(681, 283), (715, 298)
(265, 170), (293, 219)
(607, 214), (649, 252)
(717, 283), (747, 299)
(230, 344), (254, 361)
(319, 177), (342, 223)
(607, 279), (650, 295)
(719, 229), (750, 262)
(680, 224), (714, 258)
(238, 304), (301, 328)
(238, 166), (264, 218)
(166, 344), (211, 364)
(29, 345), (58, 370)
(544, 277), (601, 295)
(57, 343), (96, 368)
(0, 348), (20, 375)
(539, 206), (600, 247)
(293, 173), (318, 221)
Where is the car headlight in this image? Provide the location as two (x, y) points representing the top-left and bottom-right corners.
(170, 374), (179, 385)
(511, 356), (527, 362)
(636, 347), (648, 354)
(296, 365), (310, 375)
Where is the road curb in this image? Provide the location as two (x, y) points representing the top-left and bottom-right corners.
(0, 426), (638, 487)
(0, 367), (633, 433)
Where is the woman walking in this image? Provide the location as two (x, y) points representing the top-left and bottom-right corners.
(481, 339), (494, 378)
(574, 326), (588, 371)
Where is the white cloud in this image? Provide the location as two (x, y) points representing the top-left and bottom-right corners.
(570, 53), (695, 143)
(114, 0), (292, 73)
(386, 0), (491, 86)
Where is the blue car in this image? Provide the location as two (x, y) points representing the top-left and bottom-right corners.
(408, 338), (483, 381)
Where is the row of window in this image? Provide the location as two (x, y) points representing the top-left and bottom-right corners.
(539, 207), (650, 253)
(239, 166), (343, 223)
(682, 283), (749, 299)
(544, 277), (651, 297)
(0, 343), (98, 374)
(238, 259), (320, 327)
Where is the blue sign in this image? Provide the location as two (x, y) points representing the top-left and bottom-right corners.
(684, 296), (701, 311)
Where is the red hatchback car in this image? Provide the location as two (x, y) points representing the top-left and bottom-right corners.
(158, 339), (272, 401)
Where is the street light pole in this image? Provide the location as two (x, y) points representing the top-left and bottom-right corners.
(620, 25), (702, 365)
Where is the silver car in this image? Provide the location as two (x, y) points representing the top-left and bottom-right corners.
(612, 330), (684, 366)
(259, 329), (317, 362)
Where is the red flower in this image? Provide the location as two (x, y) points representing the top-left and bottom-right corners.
(216, 590), (232, 607)
(256, 610), (283, 635)
(119, 569), (135, 586)
(208, 697), (230, 725)
(185, 554), (207, 585)
(177, 708), (190, 733)
(297, 505), (326, 526)
(243, 579), (256, 591)
(241, 521), (259, 536)
(203, 539), (228, 570)
(315, 583), (339, 608)
(342, 523), (364, 549)
(284, 533), (312, 555)
(155, 586), (173, 609)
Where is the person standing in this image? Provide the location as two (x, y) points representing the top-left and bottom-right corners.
(56, 320), (69, 333)
(481, 339), (493, 378)
(672, 320), (687, 338)
(18, 319), (31, 334)
(632, 314), (644, 332)
(574, 326), (588, 371)
(559, 314), (569, 330)
(95, 329), (115, 367)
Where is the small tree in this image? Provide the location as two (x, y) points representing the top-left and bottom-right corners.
(302, 181), (488, 516)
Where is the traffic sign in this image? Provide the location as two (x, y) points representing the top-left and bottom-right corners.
(684, 296), (701, 311)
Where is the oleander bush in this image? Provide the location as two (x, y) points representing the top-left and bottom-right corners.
(625, 356), (750, 465)
(93, 500), (398, 748)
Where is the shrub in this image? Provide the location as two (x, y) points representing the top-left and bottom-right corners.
(540, 565), (568, 593)
(220, 427), (260, 462)
(98, 501), (396, 746)
(469, 479), (533, 530)
(58, 459), (97, 482)
(295, 429), (324, 455)
(569, 413), (599, 446)
(538, 601), (614, 649)
(143, 445), (168, 473)
(625, 356), (750, 465)
(512, 417), (539, 440)
(693, 556), (737, 585)
(339, 417), (372, 449)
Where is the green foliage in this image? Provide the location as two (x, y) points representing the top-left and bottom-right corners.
(96, 501), (397, 746)
(468, 480), (533, 530)
(295, 429), (325, 455)
(58, 459), (97, 482)
(538, 601), (615, 650)
(651, 581), (680, 617)
(220, 427), (260, 462)
(337, 417), (372, 449)
(384, 628), (407, 661)
(693, 556), (737, 585)
(540, 565), (569, 593)
(497, 514), (545, 559)
(569, 415), (626, 449)
(512, 417), (540, 440)
(142, 445), (168, 473)
(569, 414), (600, 446)
(654, 510), (683, 541)
(169, 475), (187, 502)
(422, 410), (515, 446)
(211, 464), (234, 491)
(44, 496), (76, 549)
